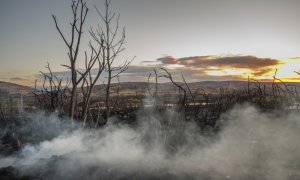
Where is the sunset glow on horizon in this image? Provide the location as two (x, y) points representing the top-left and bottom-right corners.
(200, 57), (300, 81)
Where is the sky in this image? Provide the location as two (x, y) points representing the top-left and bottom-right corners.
(1, 0), (300, 86)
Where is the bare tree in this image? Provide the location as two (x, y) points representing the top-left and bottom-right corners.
(80, 41), (105, 126)
(90, 0), (134, 122)
(160, 68), (187, 111)
(34, 63), (71, 115)
(49, 0), (134, 124)
(52, 0), (88, 120)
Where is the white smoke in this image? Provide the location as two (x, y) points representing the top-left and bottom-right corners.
(1, 104), (300, 179)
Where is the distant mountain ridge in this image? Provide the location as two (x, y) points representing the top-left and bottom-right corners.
(1, 80), (299, 96)
(0, 81), (34, 94)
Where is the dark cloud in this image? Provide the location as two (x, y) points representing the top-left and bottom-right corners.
(126, 66), (155, 74)
(157, 56), (177, 64)
(159, 55), (281, 70)
(154, 55), (281, 78)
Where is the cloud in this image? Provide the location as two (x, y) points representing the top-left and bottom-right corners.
(160, 55), (281, 69)
(157, 56), (178, 64)
(154, 55), (281, 79)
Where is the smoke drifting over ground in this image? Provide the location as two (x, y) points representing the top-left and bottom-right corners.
(1, 104), (300, 179)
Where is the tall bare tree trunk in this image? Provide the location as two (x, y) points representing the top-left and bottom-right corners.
(105, 8), (111, 121)
(105, 70), (111, 120)
(52, 0), (88, 122)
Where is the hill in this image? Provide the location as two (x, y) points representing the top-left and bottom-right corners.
(0, 81), (34, 95)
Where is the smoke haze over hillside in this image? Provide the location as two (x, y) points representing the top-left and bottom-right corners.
(1, 104), (300, 179)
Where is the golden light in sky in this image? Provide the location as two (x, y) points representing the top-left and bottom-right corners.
(201, 58), (300, 81)
(205, 68), (253, 78)
(274, 58), (300, 81)
(154, 55), (300, 82)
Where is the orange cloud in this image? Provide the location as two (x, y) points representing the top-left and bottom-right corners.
(156, 55), (282, 79)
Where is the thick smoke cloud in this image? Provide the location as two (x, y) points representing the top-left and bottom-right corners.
(1, 104), (300, 179)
